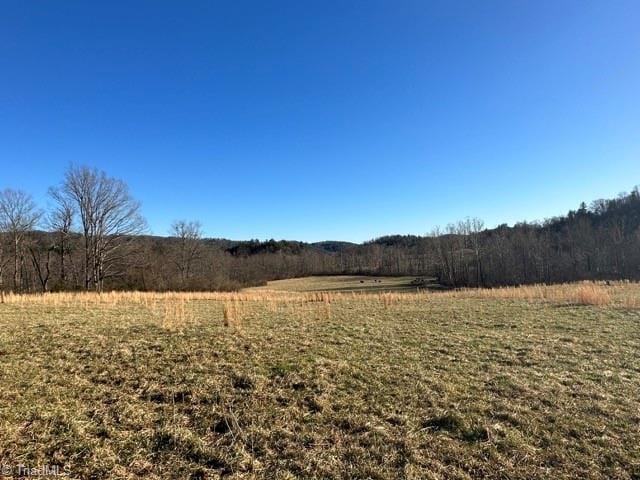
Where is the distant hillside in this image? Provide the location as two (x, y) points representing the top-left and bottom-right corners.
(311, 241), (358, 253)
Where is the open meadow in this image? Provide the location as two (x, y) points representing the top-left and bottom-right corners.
(0, 278), (639, 479)
(246, 275), (439, 293)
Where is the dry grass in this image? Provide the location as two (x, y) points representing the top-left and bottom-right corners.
(572, 283), (613, 305)
(0, 279), (639, 479)
(247, 275), (432, 293)
(0, 279), (635, 309)
(440, 280), (635, 307)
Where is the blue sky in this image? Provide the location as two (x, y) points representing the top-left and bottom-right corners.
(1, 1), (639, 242)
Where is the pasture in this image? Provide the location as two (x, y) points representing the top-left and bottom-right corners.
(0, 278), (639, 479)
(246, 275), (438, 292)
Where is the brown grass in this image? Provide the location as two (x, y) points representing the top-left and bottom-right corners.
(0, 279), (635, 310)
(222, 301), (243, 330)
(439, 280), (636, 308)
(572, 283), (613, 305)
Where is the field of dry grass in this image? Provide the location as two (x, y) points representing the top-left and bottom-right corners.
(0, 279), (639, 479)
(247, 275), (436, 293)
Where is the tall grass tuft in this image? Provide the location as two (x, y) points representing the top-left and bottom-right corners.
(223, 302), (242, 329)
(572, 284), (612, 306)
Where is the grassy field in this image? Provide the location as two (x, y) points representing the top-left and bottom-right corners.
(247, 275), (439, 293)
(0, 279), (639, 479)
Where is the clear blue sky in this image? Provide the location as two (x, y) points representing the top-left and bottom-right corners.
(1, 1), (639, 242)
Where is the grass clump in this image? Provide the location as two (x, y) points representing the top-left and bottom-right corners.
(423, 412), (467, 432)
(572, 284), (612, 305)
(423, 413), (490, 443)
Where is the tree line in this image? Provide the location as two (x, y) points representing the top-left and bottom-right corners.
(356, 190), (640, 287)
(1, 165), (639, 292)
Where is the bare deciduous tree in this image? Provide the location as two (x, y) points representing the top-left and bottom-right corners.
(48, 186), (74, 287)
(468, 217), (485, 286)
(28, 237), (53, 293)
(58, 165), (146, 291)
(170, 220), (204, 286)
(0, 189), (41, 291)
(0, 238), (8, 302)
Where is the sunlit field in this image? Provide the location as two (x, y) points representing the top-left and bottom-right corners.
(246, 275), (438, 292)
(1, 279), (639, 479)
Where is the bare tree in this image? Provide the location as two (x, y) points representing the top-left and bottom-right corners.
(58, 166), (146, 291)
(0, 237), (9, 301)
(469, 218), (485, 286)
(28, 236), (53, 293)
(170, 220), (203, 286)
(0, 189), (41, 291)
(47, 186), (74, 287)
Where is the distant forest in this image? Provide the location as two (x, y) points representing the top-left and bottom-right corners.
(1, 165), (639, 292)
